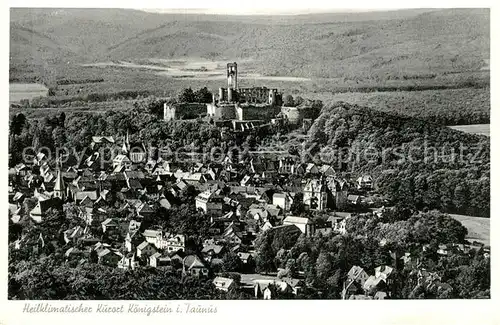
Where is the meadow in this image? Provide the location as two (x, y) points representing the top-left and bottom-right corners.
(449, 124), (490, 136)
(9, 83), (48, 103)
(450, 214), (490, 246)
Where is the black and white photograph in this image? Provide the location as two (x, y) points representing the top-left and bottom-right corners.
(6, 5), (492, 305)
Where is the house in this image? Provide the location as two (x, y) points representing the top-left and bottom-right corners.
(253, 279), (301, 299)
(136, 241), (158, 258)
(363, 265), (394, 295)
(29, 197), (62, 223)
(283, 216), (315, 236)
(149, 252), (171, 268)
(164, 234), (186, 253)
(272, 192), (293, 211)
(437, 244), (450, 255)
(182, 255), (209, 277)
(9, 207), (22, 224)
(305, 163), (319, 175)
(268, 224), (302, 242)
(347, 195), (361, 205)
(237, 252), (253, 265)
(98, 249), (122, 267)
(118, 254), (139, 270)
(202, 244), (225, 262)
(182, 173), (206, 186)
(363, 276), (386, 293)
(303, 179), (328, 211)
(159, 195), (173, 209)
(213, 277), (236, 292)
(375, 265), (394, 280)
(64, 247), (85, 260)
(12, 192), (25, 204)
(143, 229), (163, 247)
(357, 175), (373, 190)
(374, 291), (388, 300)
(101, 218), (119, 233)
(347, 265), (369, 286)
(222, 223), (245, 245)
(134, 202), (155, 219)
(254, 281), (276, 300)
(319, 165), (335, 177)
(195, 189), (223, 215)
(327, 213), (350, 234)
(125, 230), (144, 253)
(342, 279), (362, 299)
(113, 154), (132, 171)
(91, 136), (115, 149)
(63, 226), (86, 244)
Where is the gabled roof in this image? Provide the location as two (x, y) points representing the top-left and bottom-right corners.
(283, 216), (311, 224)
(213, 277), (234, 289)
(92, 136), (115, 144)
(101, 218), (118, 226)
(347, 265), (367, 279)
(54, 170), (65, 192)
(237, 252), (251, 260)
(202, 244), (224, 255)
(137, 241), (154, 250)
(143, 229), (162, 238)
(303, 179), (326, 192)
(183, 255), (206, 269)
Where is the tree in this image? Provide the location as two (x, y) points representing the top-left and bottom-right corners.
(195, 87), (213, 103)
(316, 251), (334, 281)
(283, 95), (295, 107)
(255, 232), (276, 274)
(10, 113), (26, 136)
(290, 193), (305, 216)
(285, 259), (297, 278)
(52, 126), (67, 149)
(294, 96), (305, 107)
(222, 252), (242, 272)
(178, 88), (195, 103)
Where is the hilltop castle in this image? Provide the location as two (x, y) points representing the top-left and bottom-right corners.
(215, 62), (282, 106)
(164, 62), (316, 129)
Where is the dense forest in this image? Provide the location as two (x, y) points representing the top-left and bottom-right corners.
(252, 208), (489, 299)
(305, 102), (490, 217)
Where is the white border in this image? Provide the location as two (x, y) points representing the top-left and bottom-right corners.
(1, 2), (498, 325)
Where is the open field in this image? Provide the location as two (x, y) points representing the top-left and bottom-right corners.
(450, 214), (490, 246)
(10, 9), (489, 81)
(10, 83), (48, 103)
(9, 9), (490, 128)
(449, 124), (490, 136)
(82, 59), (311, 82)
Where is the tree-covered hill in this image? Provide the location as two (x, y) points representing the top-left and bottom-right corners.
(305, 102), (490, 217)
(10, 8), (489, 80)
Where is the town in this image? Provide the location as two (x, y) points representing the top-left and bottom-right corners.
(8, 61), (490, 300)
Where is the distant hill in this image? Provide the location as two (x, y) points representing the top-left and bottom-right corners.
(10, 8), (489, 80)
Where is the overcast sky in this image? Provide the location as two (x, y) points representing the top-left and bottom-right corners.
(141, 8), (396, 15)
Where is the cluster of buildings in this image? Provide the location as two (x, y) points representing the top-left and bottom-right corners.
(163, 62), (318, 131)
(8, 123), (379, 295)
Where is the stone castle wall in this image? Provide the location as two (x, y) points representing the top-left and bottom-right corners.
(164, 103), (207, 121)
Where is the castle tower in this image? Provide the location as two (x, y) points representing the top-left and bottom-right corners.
(227, 62), (237, 90)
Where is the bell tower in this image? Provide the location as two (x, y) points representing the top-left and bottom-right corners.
(227, 62), (237, 90)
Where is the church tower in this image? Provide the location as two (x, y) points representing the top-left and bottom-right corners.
(54, 169), (66, 201)
(122, 130), (130, 154)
